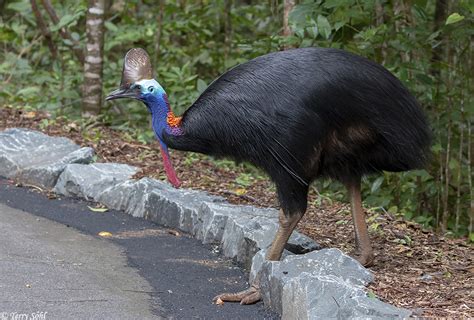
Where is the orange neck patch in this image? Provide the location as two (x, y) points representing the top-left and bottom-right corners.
(167, 111), (182, 127)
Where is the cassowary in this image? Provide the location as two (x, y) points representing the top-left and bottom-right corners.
(106, 47), (431, 304)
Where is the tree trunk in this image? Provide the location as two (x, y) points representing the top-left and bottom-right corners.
(282, 0), (295, 50)
(468, 120), (473, 235)
(82, 0), (106, 117)
(441, 119), (451, 233)
(282, 0), (295, 38)
(0, 0), (6, 15)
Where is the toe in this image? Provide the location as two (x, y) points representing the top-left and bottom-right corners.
(356, 252), (374, 267)
(240, 290), (262, 305)
(213, 292), (244, 302)
(213, 285), (262, 304)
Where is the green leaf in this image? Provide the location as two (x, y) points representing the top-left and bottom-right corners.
(317, 15), (332, 39)
(51, 10), (84, 31)
(197, 79), (207, 94)
(289, 3), (319, 27)
(371, 176), (384, 193)
(17, 87), (40, 97)
(388, 206), (398, 214)
(323, 0), (355, 9)
(105, 21), (118, 32)
(334, 21), (345, 31)
(445, 13), (464, 25)
(7, 1), (31, 13)
(71, 32), (80, 41)
(87, 206), (108, 213)
(307, 25), (319, 39)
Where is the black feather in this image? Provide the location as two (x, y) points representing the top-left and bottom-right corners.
(163, 47), (431, 215)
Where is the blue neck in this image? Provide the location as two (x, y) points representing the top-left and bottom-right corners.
(143, 93), (182, 141)
(144, 94), (167, 140)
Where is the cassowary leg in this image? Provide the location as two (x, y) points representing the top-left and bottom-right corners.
(266, 209), (303, 260)
(347, 179), (374, 267)
(213, 210), (303, 305)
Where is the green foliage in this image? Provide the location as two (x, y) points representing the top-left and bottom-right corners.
(445, 12), (464, 25)
(1, 0), (472, 235)
(1, 0), (85, 114)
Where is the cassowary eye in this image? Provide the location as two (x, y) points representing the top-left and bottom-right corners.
(148, 86), (154, 92)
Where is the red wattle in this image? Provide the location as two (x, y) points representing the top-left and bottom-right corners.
(159, 144), (181, 188)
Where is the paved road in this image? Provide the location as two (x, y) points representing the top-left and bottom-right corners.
(0, 203), (155, 320)
(0, 178), (277, 319)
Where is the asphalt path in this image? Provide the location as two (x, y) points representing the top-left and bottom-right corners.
(0, 178), (277, 319)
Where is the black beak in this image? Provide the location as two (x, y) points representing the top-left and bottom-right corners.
(105, 87), (139, 101)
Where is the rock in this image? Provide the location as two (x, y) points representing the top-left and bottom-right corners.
(220, 206), (279, 268)
(251, 248), (411, 319)
(53, 163), (138, 200)
(96, 177), (224, 222)
(145, 185), (224, 232)
(0, 128), (94, 188)
(249, 249), (293, 284)
(201, 203), (320, 269)
(97, 177), (158, 218)
(17, 147), (95, 188)
(197, 202), (236, 244)
(286, 232), (322, 254)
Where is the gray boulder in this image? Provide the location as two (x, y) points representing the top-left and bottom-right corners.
(97, 177), (224, 222)
(251, 248), (411, 319)
(97, 177), (162, 218)
(198, 202), (320, 269)
(145, 185), (224, 232)
(0, 128), (94, 188)
(53, 163), (138, 200)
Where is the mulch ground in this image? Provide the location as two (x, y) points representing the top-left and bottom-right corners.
(1, 106), (472, 318)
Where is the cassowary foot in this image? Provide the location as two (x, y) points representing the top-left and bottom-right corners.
(213, 283), (261, 305)
(351, 248), (374, 267)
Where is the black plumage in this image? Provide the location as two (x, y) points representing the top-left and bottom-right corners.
(164, 47), (431, 216)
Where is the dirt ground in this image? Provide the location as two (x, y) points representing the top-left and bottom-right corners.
(1, 106), (472, 318)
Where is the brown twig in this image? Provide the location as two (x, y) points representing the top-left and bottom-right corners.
(374, 0), (387, 63)
(40, 0), (85, 63)
(282, 0), (295, 50)
(30, 0), (57, 60)
(221, 190), (258, 203)
(120, 142), (152, 150)
(223, 0), (232, 63)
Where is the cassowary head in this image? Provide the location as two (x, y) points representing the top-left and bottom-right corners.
(106, 48), (181, 188)
(105, 48), (164, 108)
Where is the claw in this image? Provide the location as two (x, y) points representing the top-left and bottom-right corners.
(213, 284), (261, 305)
(352, 248), (374, 267)
(240, 289), (261, 305)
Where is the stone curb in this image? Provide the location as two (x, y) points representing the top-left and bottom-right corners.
(0, 128), (94, 188)
(0, 128), (411, 319)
